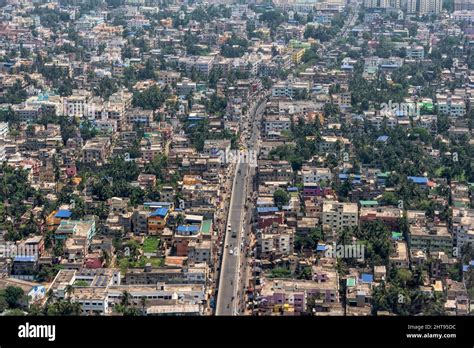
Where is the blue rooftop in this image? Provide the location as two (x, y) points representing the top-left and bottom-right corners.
(55, 210), (72, 218)
(14, 255), (37, 262)
(287, 187), (298, 192)
(360, 274), (374, 283)
(177, 225), (199, 233)
(150, 207), (169, 217)
(316, 244), (328, 251)
(377, 135), (389, 142)
(407, 176), (429, 185)
(257, 207), (279, 214)
(339, 174), (361, 181)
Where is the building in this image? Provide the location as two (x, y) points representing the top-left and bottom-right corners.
(176, 80), (197, 96)
(179, 56), (215, 76)
(363, 0), (389, 8)
(271, 81), (310, 99)
(16, 236), (45, 258)
(300, 167), (332, 184)
(406, 0), (418, 13)
(263, 115), (291, 136)
(408, 225), (452, 252)
(452, 208), (474, 250)
(452, 10), (474, 22)
(419, 0), (443, 14)
(63, 90), (92, 117)
(47, 268), (121, 315)
(55, 219), (97, 243)
(390, 241), (409, 268)
(107, 283), (206, 308)
(125, 108), (153, 126)
(406, 45), (425, 60)
(125, 264), (208, 285)
(455, 0), (474, 10)
(257, 224), (295, 259)
(359, 207), (402, 230)
(148, 207), (170, 234)
(259, 266), (340, 315)
(12, 103), (42, 122)
(11, 256), (38, 280)
(83, 137), (111, 164)
(0, 122), (8, 140)
(322, 201), (359, 231)
(436, 94), (466, 118)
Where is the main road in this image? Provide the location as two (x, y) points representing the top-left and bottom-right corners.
(215, 2), (360, 315)
(215, 95), (266, 315)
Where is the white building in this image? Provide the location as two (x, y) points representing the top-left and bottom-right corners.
(63, 90), (92, 118)
(452, 208), (474, 251)
(271, 81), (310, 99)
(406, 45), (425, 60)
(452, 10), (474, 22)
(0, 122), (9, 140)
(301, 167), (332, 184)
(322, 201), (359, 231)
(436, 94), (466, 118)
(419, 0), (442, 14)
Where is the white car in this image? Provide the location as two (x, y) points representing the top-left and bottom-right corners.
(229, 249), (234, 255)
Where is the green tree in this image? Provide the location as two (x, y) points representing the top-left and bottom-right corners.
(273, 189), (290, 209)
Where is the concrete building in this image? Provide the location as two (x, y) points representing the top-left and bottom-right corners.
(454, 0), (474, 10)
(322, 201), (359, 231)
(419, 0), (443, 14)
(83, 137), (111, 164)
(406, 45), (425, 60)
(452, 208), (474, 250)
(408, 224), (452, 252)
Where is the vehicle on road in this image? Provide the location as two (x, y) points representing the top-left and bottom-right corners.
(229, 249), (234, 255)
(231, 230), (237, 238)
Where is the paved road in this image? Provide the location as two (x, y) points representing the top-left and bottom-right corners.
(215, 3), (359, 316)
(215, 96), (266, 315)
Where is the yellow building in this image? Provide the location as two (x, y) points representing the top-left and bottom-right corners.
(292, 48), (306, 64)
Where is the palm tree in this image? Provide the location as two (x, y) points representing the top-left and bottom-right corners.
(46, 288), (55, 305)
(65, 284), (74, 299)
(121, 290), (131, 308)
(140, 296), (147, 315)
(176, 213), (185, 226)
(102, 250), (109, 267)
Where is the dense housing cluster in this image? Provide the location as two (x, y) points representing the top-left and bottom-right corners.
(0, 0), (473, 316)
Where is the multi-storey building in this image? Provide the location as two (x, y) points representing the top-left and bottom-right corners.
(322, 201), (359, 231)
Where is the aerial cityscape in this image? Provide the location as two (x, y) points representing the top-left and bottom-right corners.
(1, 0), (474, 319)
